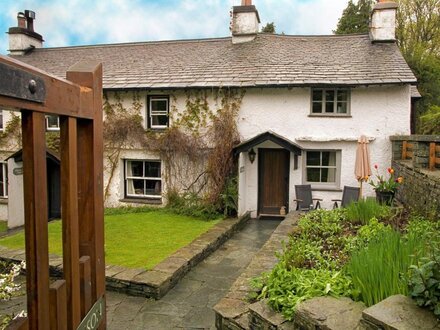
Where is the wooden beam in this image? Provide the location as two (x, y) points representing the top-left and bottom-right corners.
(0, 55), (94, 119)
(429, 142), (436, 171)
(21, 110), (50, 330)
(67, 61), (106, 328)
(60, 116), (81, 329)
(49, 280), (67, 330)
(402, 141), (407, 160)
(79, 256), (92, 318)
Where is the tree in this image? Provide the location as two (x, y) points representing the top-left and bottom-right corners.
(396, 0), (440, 58)
(335, 0), (374, 34)
(261, 22), (275, 33)
(396, 0), (440, 133)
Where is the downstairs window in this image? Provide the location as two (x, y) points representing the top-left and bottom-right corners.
(124, 160), (162, 199)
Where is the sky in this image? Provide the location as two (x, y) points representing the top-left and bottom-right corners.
(0, 0), (349, 55)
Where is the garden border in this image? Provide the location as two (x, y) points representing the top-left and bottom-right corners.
(0, 212), (250, 299)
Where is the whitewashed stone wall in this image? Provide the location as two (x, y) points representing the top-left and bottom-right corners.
(237, 85), (411, 215)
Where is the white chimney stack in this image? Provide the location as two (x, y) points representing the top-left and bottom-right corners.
(8, 10), (44, 55)
(370, 0), (398, 43)
(230, 0), (260, 44)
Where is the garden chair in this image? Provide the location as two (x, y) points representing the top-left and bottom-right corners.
(294, 185), (323, 211)
(332, 186), (360, 209)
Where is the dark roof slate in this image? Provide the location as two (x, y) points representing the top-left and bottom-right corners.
(11, 34), (417, 89)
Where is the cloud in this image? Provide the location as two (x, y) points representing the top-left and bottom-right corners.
(0, 0), (349, 54)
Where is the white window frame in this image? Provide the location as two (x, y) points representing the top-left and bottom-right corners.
(46, 115), (60, 131)
(0, 162), (8, 198)
(148, 96), (169, 129)
(302, 150), (341, 189)
(124, 159), (162, 199)
(310, 88), (350, 116)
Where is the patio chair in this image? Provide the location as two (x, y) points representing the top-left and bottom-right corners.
(294, 185), (323, 211)
(332, 186), (360, 209)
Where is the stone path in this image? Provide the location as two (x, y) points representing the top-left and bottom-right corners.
(106, 218), (279, 329)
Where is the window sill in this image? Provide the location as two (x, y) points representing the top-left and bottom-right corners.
(311, 187), (342, 192)
(0, 198), (8, 204)
(119, 198), (162, 205)
(308, 114), (352, 118)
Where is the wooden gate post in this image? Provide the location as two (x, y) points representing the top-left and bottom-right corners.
(21, 110), (51, 329)
(66, 62), (106, 328)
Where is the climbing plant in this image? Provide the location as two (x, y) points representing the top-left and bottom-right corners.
(102, 88), (244, 216)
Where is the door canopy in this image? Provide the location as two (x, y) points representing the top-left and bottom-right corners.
(233, 131), (302, 156)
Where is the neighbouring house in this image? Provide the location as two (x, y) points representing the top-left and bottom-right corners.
(1, 0), (417, 226)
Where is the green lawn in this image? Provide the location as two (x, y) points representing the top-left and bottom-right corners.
(0, 221), (7, 234)
(0, 211), (220, 270)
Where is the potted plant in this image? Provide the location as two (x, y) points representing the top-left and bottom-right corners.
(369, 165), (403, 205)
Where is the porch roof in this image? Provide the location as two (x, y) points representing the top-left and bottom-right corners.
(6, 149), (60, 164)
(234, 131), (302, 155)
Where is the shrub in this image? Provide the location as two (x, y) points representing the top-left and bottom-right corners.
(345, 198), (389, 225)
(408, 246), (440, 318)
(252, 266), (354, 321)
(166, 190), (221, 220)
(347, 229), (425, 306)
(219, 176), (238, 217)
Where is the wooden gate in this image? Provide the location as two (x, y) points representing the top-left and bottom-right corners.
(0, 55), (105, 329)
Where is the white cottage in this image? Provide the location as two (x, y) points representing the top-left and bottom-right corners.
(2, 0), (416, 224)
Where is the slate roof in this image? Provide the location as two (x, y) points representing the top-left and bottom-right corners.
(12, 33), (417, 90)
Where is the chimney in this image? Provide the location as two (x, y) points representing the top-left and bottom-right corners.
(8, 10), (44, 55)
(230, 0), (260, 44)
(369, 0), (398, 43)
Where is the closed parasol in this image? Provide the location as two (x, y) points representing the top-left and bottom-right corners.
(355, 135), (372, 197)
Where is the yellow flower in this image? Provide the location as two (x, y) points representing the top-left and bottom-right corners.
(397, 177), (403, 183)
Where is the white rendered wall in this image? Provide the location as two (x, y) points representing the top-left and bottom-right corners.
(7, 159), (24, 228)
(237, 85), (411, 213)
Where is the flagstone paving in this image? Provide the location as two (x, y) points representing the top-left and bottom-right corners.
(106, 218), (280, 330)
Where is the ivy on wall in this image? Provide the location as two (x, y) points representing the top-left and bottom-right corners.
(103, 88), (244, 213)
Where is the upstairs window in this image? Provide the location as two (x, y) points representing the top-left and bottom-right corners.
(125, 160), (162, 199)
(0, 110), (3, 131)
(311, 88), (350, 115)
(46, 115), (60, 131)
(0, 162), (8, 198)
(147, 96), (169, 129)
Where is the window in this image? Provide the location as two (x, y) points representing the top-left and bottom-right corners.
(147, 96), (169, 129)
(125, 160), (162, 198)
(311, 88), (349, 115)
(0, 163), (8, 198)
(46, 115), (60, 131)
(304, 151), (340, 188)
(0, 110), (3, 131)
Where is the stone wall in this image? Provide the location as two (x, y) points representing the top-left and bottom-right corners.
(392, 160), (440, 218)
(248, 295), (440, 330)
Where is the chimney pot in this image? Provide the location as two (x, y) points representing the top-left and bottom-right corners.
(241, 0), (252, 5)
(17, 12), (26, 29)
(24, 10), (36, 32)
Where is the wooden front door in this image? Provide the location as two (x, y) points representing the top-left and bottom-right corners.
(258, 149), (290, 215)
